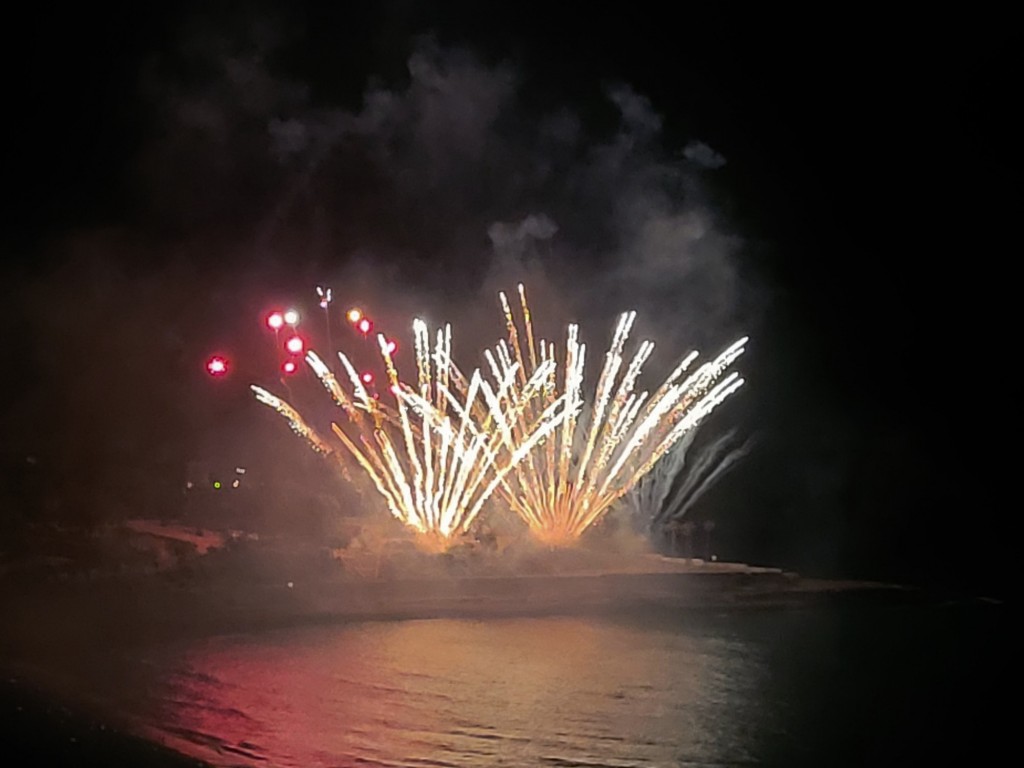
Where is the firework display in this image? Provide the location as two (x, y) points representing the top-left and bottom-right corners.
(249, 283), (747, 551)
(252, 320), (576, 549)
(488, 285), (747, 546)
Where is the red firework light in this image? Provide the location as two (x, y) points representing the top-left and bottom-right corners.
(206, 356), (228, 376)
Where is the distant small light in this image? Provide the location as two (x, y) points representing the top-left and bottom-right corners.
(213, 481), (222, 489)
(358, 318), (372, 334)
(287, 581), (294, 589)
(347, 308), (362, 323)
(267, 312), (285, 330)
(284, 309), (300, 325)
(231, 479), (240, 488)
(185, 481), (193, 489)
(235, 467), (246, 474)
(285, 336), (304, 354)
(282, 360), (298, 374)
(361, 371), (374, 384)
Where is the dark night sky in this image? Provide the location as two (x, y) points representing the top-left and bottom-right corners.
(1, 3), (1018, 593)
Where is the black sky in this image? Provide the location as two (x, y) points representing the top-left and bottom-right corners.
(2, 3), (1018, 593)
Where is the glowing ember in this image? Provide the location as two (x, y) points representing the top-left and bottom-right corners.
(317, 286), (332, 309)
(489, 284), (747, 547)
(252, 321), (577, 550)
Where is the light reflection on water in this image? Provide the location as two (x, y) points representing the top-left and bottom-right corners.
(135, 615), (770, 767)
(95, 603), (1006, 767)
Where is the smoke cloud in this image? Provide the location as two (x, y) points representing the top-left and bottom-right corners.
(128, 30), (755, 351)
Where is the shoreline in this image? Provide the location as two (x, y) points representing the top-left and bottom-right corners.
(0, 675), (210, 768)
(0, 557), (941, 651)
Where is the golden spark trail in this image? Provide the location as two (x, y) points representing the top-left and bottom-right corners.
(492, 284), (748, 547)
(252, 322), (576, 550)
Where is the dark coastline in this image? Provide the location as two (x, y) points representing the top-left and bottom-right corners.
(1, 676), (210, 768)
(1, 557), (916, 652)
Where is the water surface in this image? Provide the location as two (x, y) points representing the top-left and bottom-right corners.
(81, 603), (1006, 766)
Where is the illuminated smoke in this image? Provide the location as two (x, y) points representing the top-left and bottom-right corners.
(621, 428), (754, 536)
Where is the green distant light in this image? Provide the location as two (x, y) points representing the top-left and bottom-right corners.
(213, 481), (221, 489)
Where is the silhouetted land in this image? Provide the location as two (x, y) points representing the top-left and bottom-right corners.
(0, 676), (209, 768)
